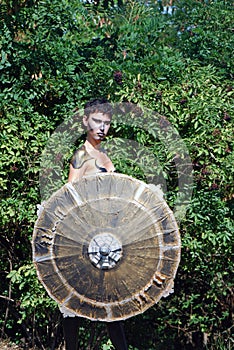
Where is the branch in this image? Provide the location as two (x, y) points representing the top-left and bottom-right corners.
(0, 295), (14, 302)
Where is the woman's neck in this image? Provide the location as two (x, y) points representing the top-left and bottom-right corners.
(86, 136), (101, 149)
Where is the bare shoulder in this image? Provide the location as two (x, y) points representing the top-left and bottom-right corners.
(71, 145), (92, 169)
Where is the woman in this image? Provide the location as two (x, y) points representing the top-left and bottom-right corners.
(61, 98), (128, 350)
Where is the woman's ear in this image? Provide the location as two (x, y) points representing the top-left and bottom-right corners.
(83, 115), (88, 127)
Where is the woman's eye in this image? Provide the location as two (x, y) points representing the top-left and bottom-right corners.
(92, 118), (110, 125)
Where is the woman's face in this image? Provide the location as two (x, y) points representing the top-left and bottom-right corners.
(83, 112), (111, 143)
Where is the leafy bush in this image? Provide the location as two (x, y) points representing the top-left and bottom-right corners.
(0, 0), (233, 349)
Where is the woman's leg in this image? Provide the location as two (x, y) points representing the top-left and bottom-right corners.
(63, 316), (80, 350)
(106, 321), (128, 350)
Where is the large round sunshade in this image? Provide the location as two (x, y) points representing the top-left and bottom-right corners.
(32, 173), (180, 321)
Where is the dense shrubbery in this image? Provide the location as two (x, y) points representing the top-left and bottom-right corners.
(0, 0), (233, 349)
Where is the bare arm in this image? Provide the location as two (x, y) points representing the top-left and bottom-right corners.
(67, 164), (85, 183)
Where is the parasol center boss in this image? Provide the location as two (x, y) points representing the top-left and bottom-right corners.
(88, 233), (122, 270)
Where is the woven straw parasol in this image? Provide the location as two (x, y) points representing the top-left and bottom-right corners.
(32, 173), (180, 321)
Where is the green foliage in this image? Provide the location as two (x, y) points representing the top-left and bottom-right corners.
(102, 339), (114, 349)
(0, 0), (233, 349)
(2, 264), (60, 348)
(172, 0), (234, 76)
(7, 264), (57, 322)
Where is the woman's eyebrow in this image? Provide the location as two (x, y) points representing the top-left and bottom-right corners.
(92, 118), (110, 123)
